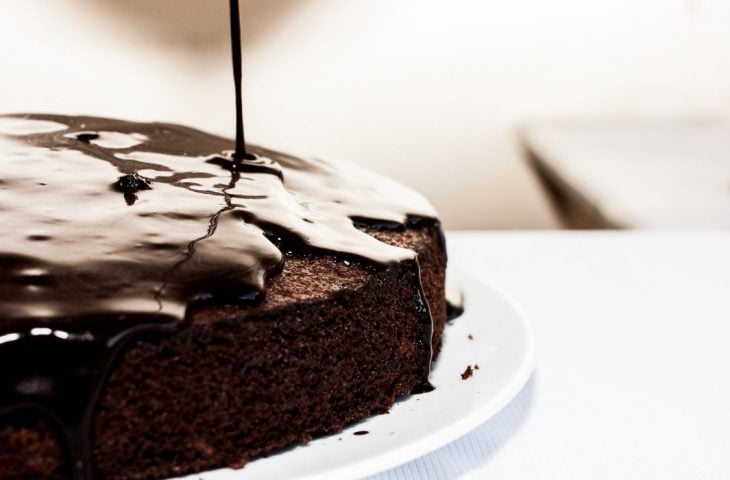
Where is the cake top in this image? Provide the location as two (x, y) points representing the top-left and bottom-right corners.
(0, 114), (437, 327)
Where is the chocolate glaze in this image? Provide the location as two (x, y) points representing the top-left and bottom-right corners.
(0, 114), (440, 478)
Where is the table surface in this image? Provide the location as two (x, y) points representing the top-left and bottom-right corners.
(370, 231), (730, 480)
(523, 122), (730, 229)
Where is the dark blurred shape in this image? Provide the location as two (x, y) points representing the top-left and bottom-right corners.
(523, 120), (730, 230)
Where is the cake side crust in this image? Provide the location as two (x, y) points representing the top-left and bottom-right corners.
(0, 224), (446, 480)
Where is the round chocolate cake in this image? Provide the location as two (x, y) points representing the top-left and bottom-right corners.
(0, 114), (448, 479)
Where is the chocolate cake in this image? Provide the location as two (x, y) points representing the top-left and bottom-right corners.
(0, 114), (448, 479)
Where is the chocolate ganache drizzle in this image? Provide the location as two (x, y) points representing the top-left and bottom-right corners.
(0, 2), (441, 478)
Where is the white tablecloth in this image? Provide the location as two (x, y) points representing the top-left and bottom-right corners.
(371, 231), (730, 480)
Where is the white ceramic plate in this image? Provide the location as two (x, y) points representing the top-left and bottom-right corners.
(175, 270), (535, 480)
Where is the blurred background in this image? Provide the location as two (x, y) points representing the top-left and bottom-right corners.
(1, 0), (729, 229)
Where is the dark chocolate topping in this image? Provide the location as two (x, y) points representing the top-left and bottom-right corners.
(0, 114), (438, 478)
(0, 114), (436, 321)
(228, 0), (251, 161)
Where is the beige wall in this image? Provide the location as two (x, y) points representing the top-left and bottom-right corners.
(2, 1), (730, 228)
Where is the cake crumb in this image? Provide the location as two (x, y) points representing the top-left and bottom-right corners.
(353, 430), (369, 436)
(461, 365), (474, 380)
(474, 364), (480, 370)
(228, 458), (247, 470)
(468, 334), (474, 340)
